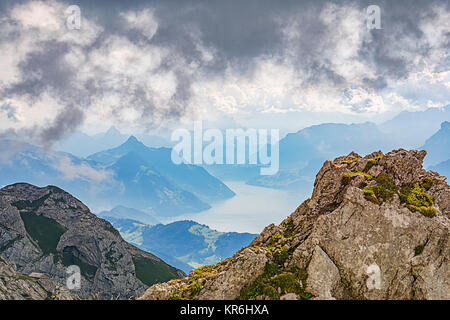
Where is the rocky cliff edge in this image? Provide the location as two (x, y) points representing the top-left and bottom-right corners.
(140, 149), (449, 300)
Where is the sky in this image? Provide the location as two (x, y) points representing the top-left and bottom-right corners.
(0, 0), (449, 144)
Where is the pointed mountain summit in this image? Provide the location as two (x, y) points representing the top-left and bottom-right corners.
(88, 135), (148, 165)
(105, 125), (121, 136)
(123, 135), (144, 147)
(87, 137), (235, 205)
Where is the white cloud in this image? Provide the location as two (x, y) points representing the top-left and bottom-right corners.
(55, 156), (112, 183)
(121, 8), (158, 40)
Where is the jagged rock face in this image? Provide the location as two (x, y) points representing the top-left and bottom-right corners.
(140, 149), (449, 300)
(0, 257), (73, 300)
(139, 248), (268, 300)
(0, 183), (184, 299)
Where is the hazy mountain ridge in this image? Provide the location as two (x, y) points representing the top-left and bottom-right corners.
(56, 126), (172, 158)
(98, 206), (160, 226)
(0, 136), (234, 216)
(207, 107), (450, 189)
(236, 122), (394, 189)
(88, 136), (235, 207)
(421, 121), (450, 167)
(380, 105), (450, 149)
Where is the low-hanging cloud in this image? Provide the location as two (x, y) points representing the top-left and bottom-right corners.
(55, 156), (113, 183)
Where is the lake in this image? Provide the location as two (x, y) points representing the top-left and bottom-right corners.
(159, 181), (310, 234)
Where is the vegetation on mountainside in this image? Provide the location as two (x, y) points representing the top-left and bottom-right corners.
(239, 261), (312, 300)
(54, 249), (98, 279)
(362, 174), (398, 204)
(238, 218), (313, 300)
(169, 258), (231, 300)
(133, 256), (179, 287)
(19, 211), (67, 255)
(342, 156), (361, 165)
(399, 180), (436, 217)
(340, 157), (436, 218)
(17, 208), (99, 279)
(342, 171), (373, 186)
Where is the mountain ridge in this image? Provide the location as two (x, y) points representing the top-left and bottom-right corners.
(0, 183), (185, 299)
(104, 217), (257, 273)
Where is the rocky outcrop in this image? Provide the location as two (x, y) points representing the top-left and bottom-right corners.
(139, 248), (268, 300)
(0, 183), (185, 300)
(140, 149), (449, 300)
(0, 257), (73, 300)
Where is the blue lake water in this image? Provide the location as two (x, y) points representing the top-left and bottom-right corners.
(159, 181), (309, 234)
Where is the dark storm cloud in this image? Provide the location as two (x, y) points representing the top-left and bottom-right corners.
(0, 0), (448, 143)
(75, 0), (448, 75)
(3, 41), (73, 99)
(39, 104), (84, 146)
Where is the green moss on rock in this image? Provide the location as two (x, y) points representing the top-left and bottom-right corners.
(399, 182), (436, 217)
(361, 174), (398, 204)
(342, 171), (373, 185)
(420, 177), (433, 191)
(239, 262), (313, 300)
(273, 247), (289, 265)
(414, 244), (425, 256)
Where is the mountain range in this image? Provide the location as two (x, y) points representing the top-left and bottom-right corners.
(204, 107), (450, 189)
(379, 105), (450, 149)
(98, 206), (161, 226)
(56, 126), (173, 158)
(0, 136), (235, 216)
(103, 218), (256, 273)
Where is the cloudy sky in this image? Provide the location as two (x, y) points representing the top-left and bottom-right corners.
(0, 0), (449, 144)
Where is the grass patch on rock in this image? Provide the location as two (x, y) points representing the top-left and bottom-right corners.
(342, 171), (373, 186)
(399, 181), (436, 217)
(238, 262), (313, 300)
(19, 211), (67, 255)
(362, 174), (398, 204)
(133, 256), (179, 287)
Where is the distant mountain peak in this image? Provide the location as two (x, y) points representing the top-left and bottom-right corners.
(103, 126), (122, 138)
(106, 125), (120, 133)
(123, 135), (145, 147)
